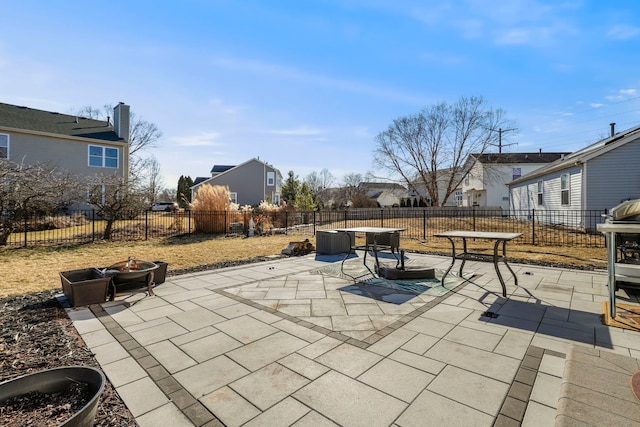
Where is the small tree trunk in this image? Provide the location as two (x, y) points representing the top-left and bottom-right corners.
(103, 219), (115, 240)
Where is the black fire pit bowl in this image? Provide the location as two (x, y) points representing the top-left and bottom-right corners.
(0, 366), (105, 427)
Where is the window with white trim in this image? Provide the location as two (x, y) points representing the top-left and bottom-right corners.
(537, 180), (544, 205)
(230, 192), (238, 204)
(267, 171), (275, 186)
(454, 190), (463, 206)
(561, 173), (570, 205)
(0, 134), (8, 159)
(88, 145), (118, 168)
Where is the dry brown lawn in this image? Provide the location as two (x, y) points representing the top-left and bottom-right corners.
(0, 234), (608, 298)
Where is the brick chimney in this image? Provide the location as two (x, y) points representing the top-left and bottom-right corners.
(113, 102), (130, 142)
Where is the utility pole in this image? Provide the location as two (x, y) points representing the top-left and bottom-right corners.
(496, 127), (517, 153)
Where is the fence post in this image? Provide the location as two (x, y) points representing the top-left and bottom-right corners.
(188, 210), (192, 236)
(423, 209), (426, 240)
(92, 210), (96, 242)
(313, 211), (316, 235)
(380, 209), (384, 228)
(285, 211), (289, 235)
(532, 208), (536, 246)
(23, 215), (28, 247)
(145, 209), (149, 240)
(344, 210), (347, 228)
(472, 206), (476, 231)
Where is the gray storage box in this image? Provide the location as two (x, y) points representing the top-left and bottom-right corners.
(59, 268), (111, 307)
(316, 230), (354, 255)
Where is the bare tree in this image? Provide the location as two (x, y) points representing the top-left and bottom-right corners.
(304, 168), (335, 193)
(373, 96), (513, 206)
(86, 174), (147, 240)
(342, 172), (363, 204)
(135, 156), (164, 205)
(0, 160), (80, 244)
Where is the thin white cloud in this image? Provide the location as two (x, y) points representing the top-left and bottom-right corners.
(265, 126), (323, 136)
(605, 88), (638, 101)
(209, 56), (427, 105)
(590, 103), (605, 108)
(607, 24), (640, 40)
(207, 98), (240, 115)
(172, 132), (221, 147)
(412, 0), (577, 47)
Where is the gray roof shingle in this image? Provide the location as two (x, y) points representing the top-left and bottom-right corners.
(0, 103), (121, 142)
(472, 152), (570, 164)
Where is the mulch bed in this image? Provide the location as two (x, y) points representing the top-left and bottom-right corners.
(0, 290), (136, 426)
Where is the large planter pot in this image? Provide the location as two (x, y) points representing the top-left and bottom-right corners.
(0, 366), (105, 427)
(152, 261), (168, 284)
(59, 268), (111, 307)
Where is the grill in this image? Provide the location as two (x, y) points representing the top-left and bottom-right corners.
(604, 199), (640, 265)
(598, 200), (640, 319)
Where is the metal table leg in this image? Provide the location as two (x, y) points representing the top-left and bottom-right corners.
(492, 240), (507, 297)
(606, 231), (617, 319)
(441, 237), (457, 286)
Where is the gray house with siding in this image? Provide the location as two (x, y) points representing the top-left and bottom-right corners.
(508, 124), (640, 229)
(0, 102), (130, 179)
(192, 158), (282, 206)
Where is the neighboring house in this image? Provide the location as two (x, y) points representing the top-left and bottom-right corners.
(192, 158), (282, 206)
(408, 168), (464, 207)
(508, 123), (640, 228)
(462, 152), (569, 210)
(317, 187), (349, 209)
(357, 182), (407, 207)
(0, 102), (130, 179)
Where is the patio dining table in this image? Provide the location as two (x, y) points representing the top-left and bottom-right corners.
(434, 230), (522, 297)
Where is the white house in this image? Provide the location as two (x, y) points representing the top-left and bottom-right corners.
(508, 123), (640, 229)
(461, 152), (569, 210)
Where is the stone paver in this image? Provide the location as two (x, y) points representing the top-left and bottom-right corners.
(63, 253), (640, 427)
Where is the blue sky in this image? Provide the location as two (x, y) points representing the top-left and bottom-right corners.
(2, 0), (640, 189)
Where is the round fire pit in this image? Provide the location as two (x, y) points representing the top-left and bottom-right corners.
(104, 259), (158, 298)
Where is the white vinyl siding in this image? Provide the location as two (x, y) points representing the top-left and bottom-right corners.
(0, 133), (8, 159)
(584, 141), (640, 210)
(89, 145), (118, 168)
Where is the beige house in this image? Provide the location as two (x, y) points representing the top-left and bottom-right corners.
(357, 182), (407, 207)
(0, 102), (130, 179)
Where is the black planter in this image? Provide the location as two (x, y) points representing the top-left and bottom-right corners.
(0, 366), (105, 427)
(152, 261), (168, 284)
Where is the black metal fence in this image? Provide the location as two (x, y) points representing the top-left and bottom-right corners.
(1, 207), (607, 248)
